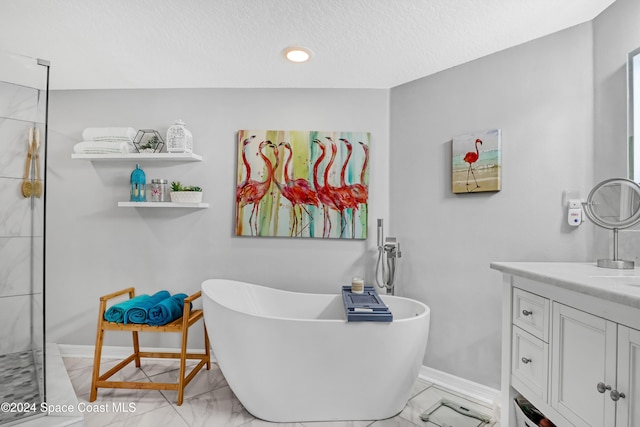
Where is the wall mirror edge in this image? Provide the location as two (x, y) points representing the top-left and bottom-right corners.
(628, 47), (640, 182)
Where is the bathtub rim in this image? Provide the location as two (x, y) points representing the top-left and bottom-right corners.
(200, 278), (430, 323)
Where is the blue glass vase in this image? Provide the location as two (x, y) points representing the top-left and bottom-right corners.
(130, 164), (146, 202)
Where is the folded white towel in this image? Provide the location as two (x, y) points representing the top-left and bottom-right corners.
(82, 127), (137, 142)
(90, 136), (133, 142)
(73, 141), (132, 154)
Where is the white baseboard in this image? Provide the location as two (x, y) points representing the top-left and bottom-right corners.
(419, 365), (501, 414)
(59, 344), (501, 416)
(58, 344), (215, 361)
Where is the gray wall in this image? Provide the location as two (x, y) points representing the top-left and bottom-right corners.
(44, 0), (640, 391)
(46, 88), (390, 349)
(389, 23), (595, 389)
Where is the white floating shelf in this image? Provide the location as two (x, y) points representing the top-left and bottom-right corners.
(118, 202), (209, 209)
(72, 152), (203, 161)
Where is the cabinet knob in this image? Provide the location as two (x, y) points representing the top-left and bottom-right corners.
(597, 382), (612, 393)
(610, 390), (626, 401)
(521, 357), (532, 364)
(522, 309), (533, 316)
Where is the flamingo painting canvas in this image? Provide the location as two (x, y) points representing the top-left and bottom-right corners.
(235, 130), (370, 239)
(452, 129), (501, 193)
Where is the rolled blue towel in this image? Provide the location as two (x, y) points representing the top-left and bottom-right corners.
(146, 293), (191, 326)
(104, 294), (150, 323)
(124, 290), (171, 324)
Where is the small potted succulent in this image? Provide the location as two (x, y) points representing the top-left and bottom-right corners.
(170, 181), (203, 203)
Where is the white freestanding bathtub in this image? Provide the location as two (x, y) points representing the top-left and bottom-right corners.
(201, 279), (431, 422)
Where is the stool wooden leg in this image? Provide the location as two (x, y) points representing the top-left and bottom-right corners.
(132, 330), (141, 367)
(204, 323), (211, 370)
(90, 301), (107, 402)
(177, 325), (189, 405)
(90, 328), (104, 402)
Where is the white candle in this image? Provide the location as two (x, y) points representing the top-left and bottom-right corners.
(351, 277), (364, 294)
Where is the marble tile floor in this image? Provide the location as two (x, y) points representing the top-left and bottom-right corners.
(62, 357), (499, 427)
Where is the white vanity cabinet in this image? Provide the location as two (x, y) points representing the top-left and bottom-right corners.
(491, 262), (640, 427)
(551, 302), (617, 426)
(551, 308), (640, 427)
(616, 326), (640, 427)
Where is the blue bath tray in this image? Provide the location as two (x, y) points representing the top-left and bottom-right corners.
(342, 286), (393, 322)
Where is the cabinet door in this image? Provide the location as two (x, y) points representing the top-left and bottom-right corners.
(616, 326), (640, 427)
(551, 303), (617, 427)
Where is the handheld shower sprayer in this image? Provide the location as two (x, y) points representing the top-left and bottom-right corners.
(375, 218), (401, 295)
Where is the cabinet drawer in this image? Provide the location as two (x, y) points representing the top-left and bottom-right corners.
(513, 287), (549, 342)
(512, 326), (549, 401)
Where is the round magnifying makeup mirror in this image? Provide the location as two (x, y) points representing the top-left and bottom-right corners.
(583, 178), (640, 269)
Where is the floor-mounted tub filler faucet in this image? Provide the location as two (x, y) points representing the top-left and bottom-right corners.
(375, 218), (401, 295)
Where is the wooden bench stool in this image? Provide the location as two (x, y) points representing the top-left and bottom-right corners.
(90, 287), (211, 405)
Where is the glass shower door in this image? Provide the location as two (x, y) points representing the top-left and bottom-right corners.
(0, 50), (49, 425)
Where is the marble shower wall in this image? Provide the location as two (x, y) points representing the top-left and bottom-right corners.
(0, 78), (46, 355)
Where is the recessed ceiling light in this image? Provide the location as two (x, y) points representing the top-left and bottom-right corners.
(283, 47), (312, 63)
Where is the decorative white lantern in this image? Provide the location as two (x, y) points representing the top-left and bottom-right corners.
(166, 120), (193, 153)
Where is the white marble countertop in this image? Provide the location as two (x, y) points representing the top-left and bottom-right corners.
(490, 261), (640, 309)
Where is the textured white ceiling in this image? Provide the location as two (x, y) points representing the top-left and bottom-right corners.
(0, 0), (615, 90)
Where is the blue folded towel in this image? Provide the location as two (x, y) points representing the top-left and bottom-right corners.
(146, 293), (190, 326)
(124, 290), (171, 324)
(104, 294), (151, 323)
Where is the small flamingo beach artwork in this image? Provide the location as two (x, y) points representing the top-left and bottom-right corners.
(451, 129), (501, 193)
(235, 130), (370, 239)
